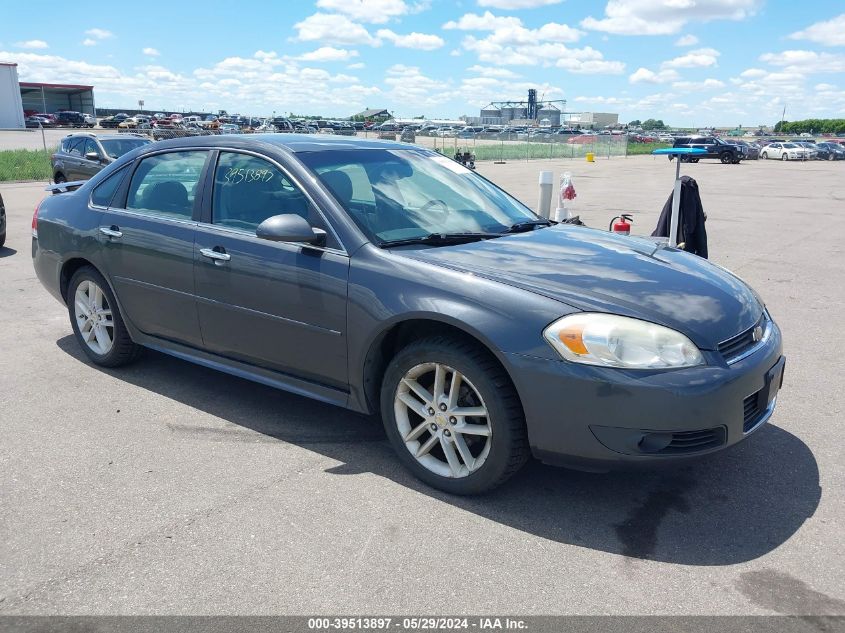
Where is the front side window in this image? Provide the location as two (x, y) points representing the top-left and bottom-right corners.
(126, 151), (207, 220)
(82, 138), (100, 159)
(298, 148), (537, 244)
(211, 152), (335, 247)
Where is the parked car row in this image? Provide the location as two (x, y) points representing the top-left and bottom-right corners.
(24, 111), (95, 128)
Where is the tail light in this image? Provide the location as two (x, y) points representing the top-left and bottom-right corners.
(32, 199), (42, 238)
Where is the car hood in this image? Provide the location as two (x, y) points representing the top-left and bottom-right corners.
(397, 225), (763, 348)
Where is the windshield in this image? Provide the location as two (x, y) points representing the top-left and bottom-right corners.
(298, 148), (538, 243)
(99, 138), (150, 159)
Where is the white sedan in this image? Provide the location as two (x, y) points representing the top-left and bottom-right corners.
(760, 142), (813, 161)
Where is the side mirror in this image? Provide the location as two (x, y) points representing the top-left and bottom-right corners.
(256, 214), (327, 246)
(85, 151), (102, 162)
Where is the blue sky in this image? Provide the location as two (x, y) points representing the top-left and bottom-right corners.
(2, 0), (844, 126)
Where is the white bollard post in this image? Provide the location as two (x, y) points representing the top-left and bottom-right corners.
(537, 171), (554, 219)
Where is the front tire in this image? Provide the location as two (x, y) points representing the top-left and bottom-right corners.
(782, 153), (788, 161)
(67, 266), (141, 367)
(380, 336), (529, 494)
(720, 152), (732, 164)
(762, 152), (768, 159)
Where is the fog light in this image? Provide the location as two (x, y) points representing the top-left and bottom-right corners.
(638, 432), (673, 453)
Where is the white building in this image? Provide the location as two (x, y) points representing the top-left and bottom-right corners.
(0, 62), (25, 129)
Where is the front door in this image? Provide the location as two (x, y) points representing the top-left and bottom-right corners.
(78, 138), (104, 180)
(99, 150), (210, 347)
(193, 150), (349, 388)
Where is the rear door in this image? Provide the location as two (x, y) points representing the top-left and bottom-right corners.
(62, 138), (86, 180)
(193, 150), (349, 388)
(98, 149), (211, 347)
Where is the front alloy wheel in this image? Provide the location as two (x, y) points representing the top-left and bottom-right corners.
(394, 362), (493, 479)
(381, 337), (528, 494)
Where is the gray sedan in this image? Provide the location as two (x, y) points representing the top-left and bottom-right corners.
(32, 135), (784, 494)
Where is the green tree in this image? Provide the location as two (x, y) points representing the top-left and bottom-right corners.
(641, 118), (666, 130)
(629, 119), (641, 127)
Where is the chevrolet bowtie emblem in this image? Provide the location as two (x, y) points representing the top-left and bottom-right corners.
(752, 326), (764, 342)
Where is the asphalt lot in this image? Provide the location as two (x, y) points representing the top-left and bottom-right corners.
(0, 156), (843, 615)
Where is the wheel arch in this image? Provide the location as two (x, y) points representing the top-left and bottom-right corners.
(359, 315), (520, 416)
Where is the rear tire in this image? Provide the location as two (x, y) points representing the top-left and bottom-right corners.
(380, 336), (529, 494)
(54, 173), (66, 184)
(67, 266), (141, 368)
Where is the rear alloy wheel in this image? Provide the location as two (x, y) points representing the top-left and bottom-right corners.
(68, 267), (141, 367)
(720, 152), (732, 164)
(381, 337), (528, 494)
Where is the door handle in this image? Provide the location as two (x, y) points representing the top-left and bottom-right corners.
(200, 247), (231, 262)
(99, 226), (122, 238)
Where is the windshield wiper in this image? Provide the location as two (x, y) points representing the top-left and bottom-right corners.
(380, 232), (502, 248)
(505, 219), (553, 233)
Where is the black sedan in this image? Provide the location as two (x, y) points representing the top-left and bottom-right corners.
(31, 135), (784, 494)
(814, 142), (845, 161)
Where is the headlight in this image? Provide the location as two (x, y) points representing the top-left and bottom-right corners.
(543, 313), (704, 369)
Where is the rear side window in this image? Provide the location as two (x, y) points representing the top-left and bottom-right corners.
(65, 138), (84, 156)
(126, 151), (207, 220)
(90, 166), (128, 208)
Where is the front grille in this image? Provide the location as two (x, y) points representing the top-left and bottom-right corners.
(655, 427), (727, 455)
(719, 314), (767, 363)
(743, 392), (765, 432)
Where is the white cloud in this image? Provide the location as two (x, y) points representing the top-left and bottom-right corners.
(675, 34), (699, 46)
(477, 0), (563, 7)
(672, 78), (725, 90)
(294, 13), (380, 46)
(662, 47), (720, 69)
(15, 40), (48, 49)
(760, 49), (845, 73)
(85, 28), (114, 40)
(789, 13), (845, 47)
(314, 0), (425, 24)
(377, 29), (445, 50)
(297, 46), (359, 62)
(82, 39), (97, 47)
(463, 34), (624, 73)
(467, 64), (521, 79)
(384, 64), (451, 108)
(444, 11), (523, 31)
(347, 62), (365, 69)
(444, 12), (583, 42)
(629, 67), (680, 84)
(582, 0), (760, 36)
(142, 47), (160, 57)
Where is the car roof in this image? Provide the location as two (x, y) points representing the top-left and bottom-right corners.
(146, 133), (412, 154)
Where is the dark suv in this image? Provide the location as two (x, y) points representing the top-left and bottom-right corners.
(51, 134), (151, 183)
(672, 136), (745, 164)
(54, 111), (94, 128)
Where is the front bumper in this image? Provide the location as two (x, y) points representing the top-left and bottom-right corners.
(505, 320), (783, 471)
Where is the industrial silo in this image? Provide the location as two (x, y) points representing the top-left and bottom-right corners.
(480, 104), (501, 125)
(538, 103), (561, 127)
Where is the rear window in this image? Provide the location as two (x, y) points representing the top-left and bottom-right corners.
(90, 166), (128, 208)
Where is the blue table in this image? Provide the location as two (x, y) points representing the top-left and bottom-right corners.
(651, 148), (707, 247)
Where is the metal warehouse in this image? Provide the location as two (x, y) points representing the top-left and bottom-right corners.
(0, 61), (96, 128)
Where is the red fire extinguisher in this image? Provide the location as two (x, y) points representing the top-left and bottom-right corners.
(609, 214), (633, 236)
